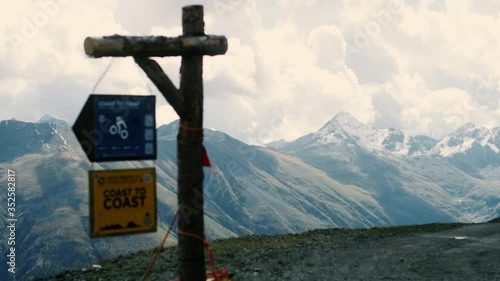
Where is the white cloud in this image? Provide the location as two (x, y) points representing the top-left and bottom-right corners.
(205, 37), (257, 94)
(0, 0), (499, 145)
(307, 25), (347, 72)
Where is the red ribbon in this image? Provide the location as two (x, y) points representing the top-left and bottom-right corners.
(202, 145), (212, 167)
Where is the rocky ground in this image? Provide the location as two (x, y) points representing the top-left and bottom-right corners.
(40, 221), (500, 281)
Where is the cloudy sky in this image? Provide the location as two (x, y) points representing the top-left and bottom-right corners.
(1, 0), (499, 144)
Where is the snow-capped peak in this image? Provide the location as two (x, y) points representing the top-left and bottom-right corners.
(432, 123), (498, 157)
(455, 122), (477, 134)
(323, 112), (367, 130)
(317, 112), (369, 138)
(331, 111), (363, 124)
(309, 113), (499, 158)
(308, 112), (415, 155)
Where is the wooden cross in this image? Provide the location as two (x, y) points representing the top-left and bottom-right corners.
(84, 5), (227, 281)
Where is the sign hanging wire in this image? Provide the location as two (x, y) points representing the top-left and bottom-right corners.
(91, 58), (115, 93)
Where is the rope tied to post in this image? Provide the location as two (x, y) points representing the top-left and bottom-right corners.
(179, 121), (204, 132)
(141, 209), (232, 281)
(179, 122), (216, 174)
(176, 229), (221, 281)
(141, 210), (179, 281)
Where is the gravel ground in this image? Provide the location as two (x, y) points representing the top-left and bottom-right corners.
(235, 223), (500, 281)
(41, 222), (500, 281)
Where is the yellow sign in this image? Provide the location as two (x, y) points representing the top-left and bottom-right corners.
(89, 168), (156, 238)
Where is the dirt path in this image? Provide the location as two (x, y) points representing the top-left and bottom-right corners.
(236, 223), (500, 281)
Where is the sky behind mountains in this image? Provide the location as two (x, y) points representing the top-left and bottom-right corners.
(1, 0), (499, 144)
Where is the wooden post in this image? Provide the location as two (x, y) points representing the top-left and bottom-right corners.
(177, 5), (206, 281)
(83, 5), (226, 281)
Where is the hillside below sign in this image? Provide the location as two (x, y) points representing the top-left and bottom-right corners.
(73, 94), (156, 162)
(89, 168), (157, 238)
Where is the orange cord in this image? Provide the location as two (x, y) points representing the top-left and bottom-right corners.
(141, 210), (179, 281)
(179, 121), (204, 132)
(179, 121), (217, 174)
(142, 210), (225, 281)
(177, 229), (220, 281)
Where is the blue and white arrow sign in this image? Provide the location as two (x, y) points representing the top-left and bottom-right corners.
(73, 94), (156, 162)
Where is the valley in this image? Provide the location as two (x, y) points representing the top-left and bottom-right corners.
(1, 113), (498, 280)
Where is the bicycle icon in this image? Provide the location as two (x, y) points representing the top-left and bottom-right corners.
(109, 116), (129, 139)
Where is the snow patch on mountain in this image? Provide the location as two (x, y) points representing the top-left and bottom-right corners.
(433, 123), (499, 157)
(307, 112), (415, 156)
(288, 112), (498, 159)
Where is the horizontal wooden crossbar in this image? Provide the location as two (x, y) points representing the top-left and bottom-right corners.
(84, 35), (228, 58)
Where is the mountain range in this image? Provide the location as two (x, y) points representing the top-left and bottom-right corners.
(0, 112), (498, 280)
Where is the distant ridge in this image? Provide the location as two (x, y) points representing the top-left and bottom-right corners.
(37, 114), (70, 126)
(0, 112), (499, 280)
